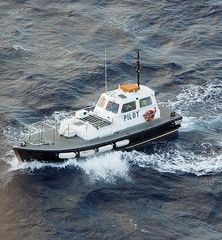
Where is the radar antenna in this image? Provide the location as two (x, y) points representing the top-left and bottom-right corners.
(136, 50), (141, 87)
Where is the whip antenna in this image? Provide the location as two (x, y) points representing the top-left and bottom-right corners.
(105, 48), (107, 92)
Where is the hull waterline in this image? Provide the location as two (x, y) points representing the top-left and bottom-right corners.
(13, 122), (181, 163)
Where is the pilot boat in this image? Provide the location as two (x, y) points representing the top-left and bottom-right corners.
(13, 51), (182, 162)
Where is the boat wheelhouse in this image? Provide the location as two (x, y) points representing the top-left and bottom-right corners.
(58, 83), (160, 141)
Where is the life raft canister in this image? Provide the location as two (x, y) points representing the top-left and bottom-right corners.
(144, 108), (156, 122)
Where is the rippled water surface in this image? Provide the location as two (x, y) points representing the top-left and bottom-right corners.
(0, 0), (222, 239)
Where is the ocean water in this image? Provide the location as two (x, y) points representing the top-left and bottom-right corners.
(0, 0), (222, 239)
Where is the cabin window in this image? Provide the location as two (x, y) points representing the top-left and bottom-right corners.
(106, 101), (119, 114)
(139, 97), (152, 108)
(121, 101), (136, 113)
(97, 96), (106, 108)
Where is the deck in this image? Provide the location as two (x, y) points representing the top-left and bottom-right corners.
(15, 106), (182, 152)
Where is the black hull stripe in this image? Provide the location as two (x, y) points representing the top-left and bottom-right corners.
(125, 128), (179, 149)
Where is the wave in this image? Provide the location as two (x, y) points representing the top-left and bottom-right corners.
(170, 78), (222, 134)
(171, 78), (222, 116)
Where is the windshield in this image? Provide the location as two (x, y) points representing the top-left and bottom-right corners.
(96, 96), (106, 108)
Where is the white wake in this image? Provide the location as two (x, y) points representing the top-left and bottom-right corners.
(3, 150), (130, 183)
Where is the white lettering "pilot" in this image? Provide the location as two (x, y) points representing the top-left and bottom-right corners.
(123, 111), (139, 121)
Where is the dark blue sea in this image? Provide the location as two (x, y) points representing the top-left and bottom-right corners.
(0, 0), (222, 239)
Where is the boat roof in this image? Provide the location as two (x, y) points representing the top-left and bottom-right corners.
(101, 84), (155, 104)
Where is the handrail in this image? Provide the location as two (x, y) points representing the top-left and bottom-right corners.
(23, 121), (57, 146)
(158, 101), (171, 109)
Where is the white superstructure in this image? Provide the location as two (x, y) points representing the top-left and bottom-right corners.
(59, 83), (160, 140)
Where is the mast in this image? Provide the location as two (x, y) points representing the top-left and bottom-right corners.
(136, 50), (141, 87)
(105, 48), (107, 92)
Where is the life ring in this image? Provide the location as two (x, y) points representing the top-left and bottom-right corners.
(144, 109), (156, 122)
